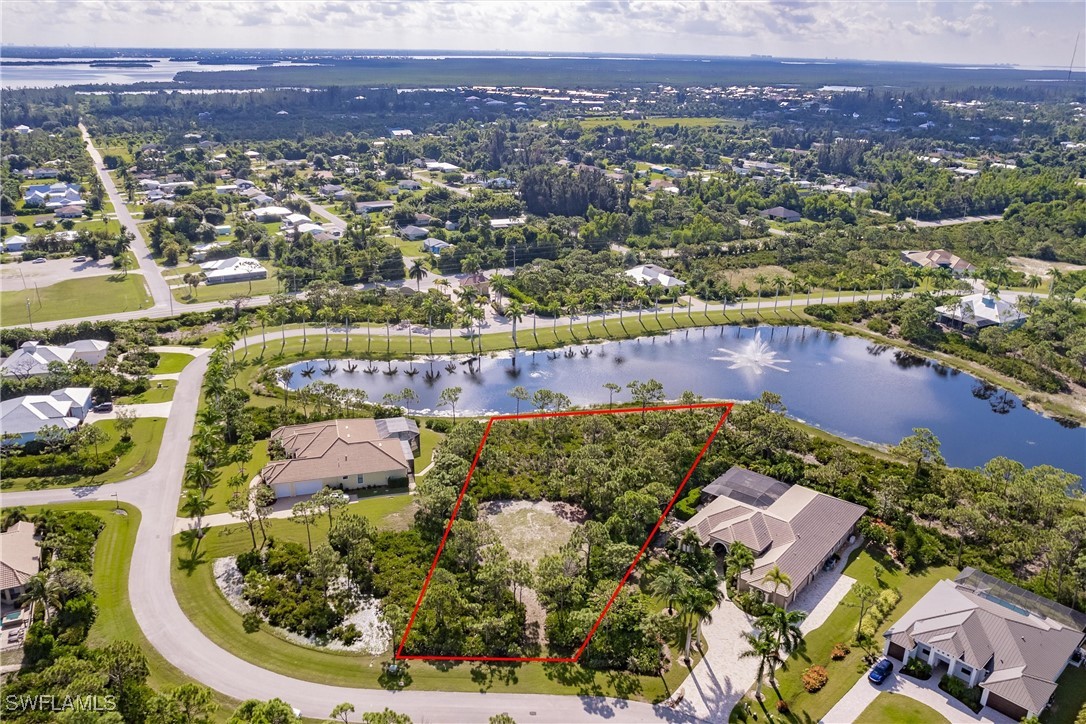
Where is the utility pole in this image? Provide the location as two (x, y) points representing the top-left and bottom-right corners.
(26, 298), (33, 329)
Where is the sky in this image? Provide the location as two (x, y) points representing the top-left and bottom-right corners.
(2, 0), (1084, 70)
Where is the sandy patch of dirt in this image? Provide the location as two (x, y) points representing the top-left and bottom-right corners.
(381, 500), (418, 531)
(1006, 256), (1086, 277)
(479, 499), (587, 565)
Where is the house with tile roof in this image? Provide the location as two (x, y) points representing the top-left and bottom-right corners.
(883, 573), (1085, 720)
(681, 466), (865, 607)
(259, 418), (419, 499)
(900, 248), (976, 275)
(1, 522), (40, 607)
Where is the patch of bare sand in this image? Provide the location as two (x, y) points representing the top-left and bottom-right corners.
(381, 500), (419, 531)
(1006, 256), (1086, 278)
(479, 499), (587, 564)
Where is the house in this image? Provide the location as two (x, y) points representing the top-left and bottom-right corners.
(485, 177), (515, 189)
(681, 466), (866, 607)
(425, 161), (460, 173)
(14, 124), (31, 134)
(190, 241), (228, 262)
(0, 387), (93, 445)
(936, 293), (1027, 329)
(259, 417), (418, 499)
(250, 194), (276, 207)
(294, 223), (325, 236)
(3, 235), (28, 253)
(18, 168), (56, 179)
(759, 206), (802, 222)
(1, 522), (40, 608)
(200, 257), (267, 285)
(625, 264), (686, 289)
(883, 569), (1086, 721)
(444, 220), (460, 231)
(389, 128), (413, 137)
(399, 225), (429, 241)
(1, 340), (109, 377)
(252, 205), (292, 221)
(459, 272), (489, 296)
(214, 225), (232, 237)
(414, 213), (435, 227)
(282, 213), (312, 227)
(215, 184), (238, 195)
(235, 179), (256, 190)
(423, 238), (452, 255)
(398, 180), (422, 191)
(319, 184), (344, 197)
(489, 217), (525, 229)
(900, 249), (976, 276)
(355, 200), (395, 214)
(54, 205), (84, 219)
(23, 182), (82, 208)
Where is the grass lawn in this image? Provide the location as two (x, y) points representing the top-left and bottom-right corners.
(176, 266), (282, 304)
(172, 492), (693, 701)
(186, 439), (272, 516)
(20, 502), (242, 719)
(732, 546), (958, 722)
(1, 272), (152, 323)
(116, 380), (177, 404)
(417, 425), (444, 473)
(2, 417), (166, 492)
(1043, 664), (1086, 724)
(153, 352), (195, 374)
(855, 692), (949, 724)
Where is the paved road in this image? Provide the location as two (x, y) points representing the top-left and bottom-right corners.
(0, 336), (697, 723)
(411, 169), (472, 197)
(300, 195), (348, 231)
(79, 124), (174, 313)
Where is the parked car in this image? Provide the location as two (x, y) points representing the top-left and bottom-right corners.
(32, 257), (46, 263)
(73, 255), (87, 262)
(868, 658), (894, 684)
(93, 401), (114, 413)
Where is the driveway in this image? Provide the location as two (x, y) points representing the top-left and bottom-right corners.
(823, 670), (1016, 724)
(88, 402), (172, 421)
(0, 256), (129, 288)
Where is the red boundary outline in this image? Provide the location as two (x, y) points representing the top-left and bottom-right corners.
(395, 401), (734, 663)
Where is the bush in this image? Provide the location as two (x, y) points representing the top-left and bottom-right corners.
(235, 550), (262, 576)
(802, 665), (828, 693)
(333, 623), (361, 645)
(427, 418), (454, 433)
(805, 304), (838, 321)
(673, 486), (701, 521)
(242, 611), (262, 633)
(902, 658), (932, 679)
(831, 642), (850, 660)
(867, 318), (891, 334)
(939, 674), (983, 712)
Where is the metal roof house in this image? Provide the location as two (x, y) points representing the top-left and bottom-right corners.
(883, 571), (1085, 721)
(936, 293), (1028, 329)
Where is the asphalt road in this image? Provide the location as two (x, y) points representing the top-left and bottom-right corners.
(0, 342), (699, 724)
(80, 124), (175, 312)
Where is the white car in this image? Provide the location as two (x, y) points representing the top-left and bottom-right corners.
(31, 257), (46, 263)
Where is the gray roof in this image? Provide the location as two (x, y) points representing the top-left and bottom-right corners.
(885, 578), (1085, 714)
(703, 466), (791, 507)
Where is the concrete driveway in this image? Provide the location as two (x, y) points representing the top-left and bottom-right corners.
(88, 402), (172, 421)
(823, 669), (1016, 724)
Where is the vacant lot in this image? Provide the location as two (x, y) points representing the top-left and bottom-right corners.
(1, 273), (152, 323)
(480, 499), (586, 564)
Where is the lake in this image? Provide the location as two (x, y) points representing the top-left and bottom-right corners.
(279, 325), (1085, 477)
(0, 57), (285, 88)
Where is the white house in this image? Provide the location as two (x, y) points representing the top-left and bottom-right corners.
(0, 387), (93, 445)
(23, 182), (82, 209)
(200, 257), (268, 285)
(489, 217), (526, 229)
(14, 125), (31, 134)
(3, 235), (29, 253)
(936, 293), (1028, 329)
(625, 264), (686, 289)
(1, 340), (109, 378)
(215, 184), (239, 195)
(251, 206), (292, 221)
(884, 571), (1085, 721)
(398, 180), (422, 191)
(282, 213), (312, 227)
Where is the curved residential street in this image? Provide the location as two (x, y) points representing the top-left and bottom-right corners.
(0, 342), (700, 723)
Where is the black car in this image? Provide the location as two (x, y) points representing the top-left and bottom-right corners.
(93, 401), (114, 413)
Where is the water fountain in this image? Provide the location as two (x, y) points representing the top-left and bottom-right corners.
(711, 330), (791, 374)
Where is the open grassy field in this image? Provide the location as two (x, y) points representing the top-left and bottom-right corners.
(171, 489), (695, 701)
(1, 272), (152, 323)
(2, 417), (166, 492)
(855, 692), (949, 724)
(153, 351), (196, 374)
(579, 116), (743, 129)
(732, 546), (958, 722)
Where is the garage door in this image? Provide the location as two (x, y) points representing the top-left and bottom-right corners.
(291, 480), (324, 497)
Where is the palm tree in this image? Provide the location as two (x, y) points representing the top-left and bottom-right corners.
(181, 493), (212, 557)
(18, 572), (61, 624)
(506, 300), (525, 349)
(409, 259), (429, 291)
(649, 563), (691, 615)
(1025, 274), (1042, 294)
(678, 586), (716, 664)
(724, 542), (755, 590)
(296, 303), (311, 349)
(255, 307), (271, 351)
(758, 606), (807, 672)
(739, 629), (778, 701)
(317, 306), (334, 351)
(762, 565), (793, 604)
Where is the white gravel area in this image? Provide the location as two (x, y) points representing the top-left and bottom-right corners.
(213, 556), (390, 655)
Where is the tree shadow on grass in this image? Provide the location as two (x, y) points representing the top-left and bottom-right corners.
(542, 662), (605, 698)
(378, 660), (412, 690)
(176, 549), (207, 574)
(470, 662), (520, 691)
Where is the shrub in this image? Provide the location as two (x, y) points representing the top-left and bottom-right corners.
(939, 674), (983, 711)
(427, 418), (454, 433)
(334, 623), (361, 645)
(805, 304), (838, 321)
(802, 665), (828, 693)
(242, 611), (262, 633)
(867, 318), (890, 334)
(902, 658), (932, 679)
(235, 550), (262, 576)
(831, 642), (850, 660)
(673, 486), (701, 521)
